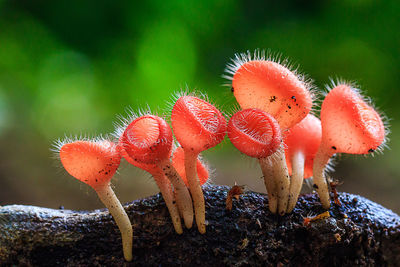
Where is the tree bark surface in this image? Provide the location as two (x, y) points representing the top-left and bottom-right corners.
(0, 185), (399, 266)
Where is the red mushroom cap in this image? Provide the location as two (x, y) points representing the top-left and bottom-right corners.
(171, 95), (227, 153)
(232, 60), (312, 130)
(228, 108), (282, 158)
(59, 140), (121, 189)
(118, 145), (162, 175)
(284, 114), (322, 178)
(120, 115), (173, 164)
(321, 84), (385, 154)
(172, 147), (209, 187)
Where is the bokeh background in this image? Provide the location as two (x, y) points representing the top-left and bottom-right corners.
(0, 0), (399, 213)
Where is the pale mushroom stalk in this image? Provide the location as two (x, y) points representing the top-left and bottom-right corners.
(152, 173), (183, 234)
(284, 114), (322, 213)
(158, 158), (194, 229)
(287, 151), (305, 212)
(96, 184), (133, 261)
(272, 148), (291, 215)
(184, 150), (206, 233)
(258, 158), (278, 213)
(172, 146), (209, 188)
(312, 145), (333, 209)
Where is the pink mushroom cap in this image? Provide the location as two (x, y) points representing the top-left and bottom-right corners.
(118, 145), (162, 175)
(171, 95), (227, 153)
(321, 84), (385, 155)
(228, 108), (282, 158)
(59, 140), (121, 189)
(120, 115), (173, 165)
(232, 60), (312, 130)
(284, 114), (322, 178)
(172, 147), (209, 187)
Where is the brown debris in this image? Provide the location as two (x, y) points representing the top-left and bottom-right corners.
(226, 183), (245, 211)
(330, 180), (343, 206)
(334, 233), (342, 242)
(303, 211), (331, 227)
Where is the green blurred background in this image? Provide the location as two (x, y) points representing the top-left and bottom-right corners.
(0, 0), (399, 212)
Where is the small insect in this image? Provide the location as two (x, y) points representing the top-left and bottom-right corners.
(303, 211), (331, 227)
(330, 180), (343, 206)
(269, 95), (277, 102)
(226, 183), (245, 211)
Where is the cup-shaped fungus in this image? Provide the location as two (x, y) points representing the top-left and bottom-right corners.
(225, 51), (314, 215)
(227, 108), (282, 213)
(171, 95), (226, 234)
(172, 146), (209, 187)
(225, 51), (313, 130)
(284, 114), (322, 212)
(313, 83), (386, 209)
(119, 115), (194, 229)
(119, 147), (183, 234)
(57, 139), (133, 261)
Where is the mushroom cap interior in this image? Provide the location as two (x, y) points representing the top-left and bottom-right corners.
(171, 95), (226, 153)
(121, 115), (173, 164)
(228, 108), (282, 159)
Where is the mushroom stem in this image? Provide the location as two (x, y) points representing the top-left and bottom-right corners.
(153, 173), (183, 234)
(184, 150), (206, 234)
(258, 158), (278, 213)
(312, 146), (332, 209)
(287, 151), (305, 213)
(273, 148), (291, 215)
(95, 184), (133, 262)
(158, 158), (194, 229)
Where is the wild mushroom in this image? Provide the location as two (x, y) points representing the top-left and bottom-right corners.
(55, 138), (133, 262)
(114, 111), (185, 233)
(119, 114), (194, 229)
(171, 94), (226, 234)
(225, 51), (313, 214)
(172, 146), (209, 187)
(225, 51), (313, 130)
(227, 108), (282, 213)
(313, 82), (387, 209)
(284, 114), (322, 212)
(118, 148), (183, 234)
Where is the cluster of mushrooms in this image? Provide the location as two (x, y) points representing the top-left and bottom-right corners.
(54, 50), (387, 261)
